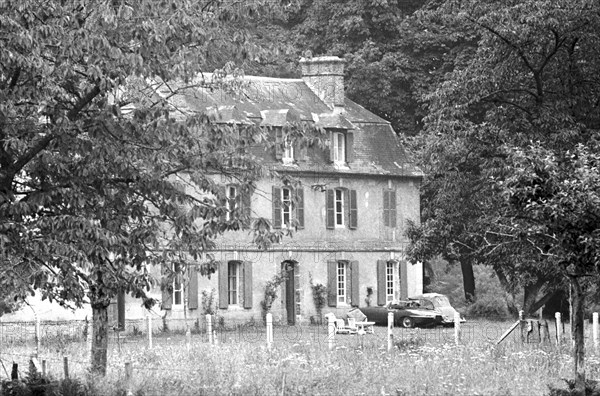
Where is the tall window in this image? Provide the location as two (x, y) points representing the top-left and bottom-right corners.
(282, 139), (294, 163)
(226, 185), (237, 221)
(337, 262), (347, 304)
(335, 189), (344, 226)
(173, 262), (183, 307)
(386, 261), (395, 302)
(281, 187), (292, 226)
(228, 261), (241, 305)
(332, 132), (345, 163)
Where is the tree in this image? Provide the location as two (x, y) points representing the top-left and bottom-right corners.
(406, 0), (600, 390)
(406, 0), (600, 311)
(0, 0), (312, 375)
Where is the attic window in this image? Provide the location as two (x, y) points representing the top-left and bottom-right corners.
(332, 132), (345, 163)
(282, 138), (294, 163)
(328, 129), (354, 165)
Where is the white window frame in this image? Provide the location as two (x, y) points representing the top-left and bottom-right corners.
(226, 185), (237, 221)
(282, 138), (294, 163)
(172, 262), (184, 308)
(281, 187), (292, 227)
(332, 132), (345, 163)
(334, 189), (344, 227)
(386, 261), (396, 302)
(337, 261), (347, 305)
(228, 261), (241, 305)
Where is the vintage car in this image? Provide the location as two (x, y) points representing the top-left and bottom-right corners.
(361, 300), (443, 328)
(409, 293), (466, 326)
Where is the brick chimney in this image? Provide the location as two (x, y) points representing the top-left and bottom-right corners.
(300, 56), (345, 114)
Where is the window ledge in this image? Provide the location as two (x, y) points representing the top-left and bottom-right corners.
(333, 161), (349, 170)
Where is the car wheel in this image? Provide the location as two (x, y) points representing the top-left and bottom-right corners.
(402, 317), (415, 328)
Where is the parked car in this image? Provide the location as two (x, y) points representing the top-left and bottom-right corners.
(409, 293), (465, 326)
(361, 300), (443, 328)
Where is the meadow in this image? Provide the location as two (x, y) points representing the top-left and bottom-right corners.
(1, 319), (597, 395)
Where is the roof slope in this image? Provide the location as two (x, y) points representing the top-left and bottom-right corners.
(152, 75), (422, 178)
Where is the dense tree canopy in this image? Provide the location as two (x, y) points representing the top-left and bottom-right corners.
(0, 0), (310, 374)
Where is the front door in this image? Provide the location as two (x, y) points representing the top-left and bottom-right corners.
(283, 261), (297, 325)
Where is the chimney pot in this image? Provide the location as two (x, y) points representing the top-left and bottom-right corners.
(300, 56), (345, 113)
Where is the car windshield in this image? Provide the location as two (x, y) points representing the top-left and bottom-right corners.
(433, 295), (451, 307)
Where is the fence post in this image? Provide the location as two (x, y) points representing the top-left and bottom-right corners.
(11, 363), (18, 380)
(147, 316), (153, 350)
(186, 327), (191, 351)
(35, 317), (41, 358)
(63, 356), (69, 379)
(327, 315), (335, 351)
(454, 311), (461, 345)
(42, 360), (47, 377)
(555, 312), (562, 345)
(593, 312), (599, 353)
(206, 314), (213, 345)
(86, 318), (93, 358)
(266, 313), (273, 350)
(387, 312), (394, 353)
(125, 362), (132, 381)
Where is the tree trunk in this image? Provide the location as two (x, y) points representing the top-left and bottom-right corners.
(523, 280), (544, 316)
(571, 277), (585, 395)
(460, 260), (475, 302)
(91, 302), (109, 376)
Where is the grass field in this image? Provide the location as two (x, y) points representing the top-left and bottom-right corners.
(1, 319), (598, 395)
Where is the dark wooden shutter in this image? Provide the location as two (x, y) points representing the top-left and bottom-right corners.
(377, 260), (387, 306)
(390, 189), (397, 228)
(117, 289), (125, 329)
(218, 261), (229, 309)
(328, 130), (335, 163)
(275, 127), (283, 159)
(272, 186), (282, 229)
(327, 260), (337, 307)
(219, 185), (227, 222)
(350, 261), (359, 307)
(349, 189), (358, 229)
(241, 187), (251, 220)
(161, 264), (172, 310)
(243, 261), (253, 309)
(295, 187), (304, 229)
(326, 189), (335, 229)
(345, 131), (354, 163)
(296, 141), (308, 162)
(188, 265), (198, 310)
(383, 189), (389, 227)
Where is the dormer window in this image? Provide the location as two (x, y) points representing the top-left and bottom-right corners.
(332, 132), (345, 163)
(282, 138), (294, 164)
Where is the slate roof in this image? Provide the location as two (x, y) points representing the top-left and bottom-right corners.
(150, 75), (422, 178)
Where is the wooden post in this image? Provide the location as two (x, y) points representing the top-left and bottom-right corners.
(35, 317), (41, 358)
(327, 315), (335, 351)
(147, 315), (153, 350)
(186, 327), (191, 351)
(519, 310), (524, 321)
(42, 360), (47, 377)
(11, 363), (18, 380)
(266, 313), (273, 350)
(387, 312), (394, 353)
(63, 356), (69, 379)
(206, 314), (213, 345)
(555, 312), (562, 345)
(593, 312), (599, 353)
(125, 362), (132, 381)
(454, 311), (461, 345)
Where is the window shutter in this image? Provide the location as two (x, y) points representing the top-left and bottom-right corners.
(345, 131), (354, 163)
(243, 261), (253, 309)
(349, 189), (358, 229)
(327, 260), (337, 307)
(328, 130), (335, 163)
(161, 264), (172, 310)
(295, 187), (304, 229)
(390, 189), (397, 228)
(272, 186), (282, 229)
(326, 189), (335, 229)
(383, 189), (390, 227)
(117, 290), (125, 329)
(275, 127), (283, 160)
(296, 142), (308, 162)
(218, 261), (229, 309)
(242, 187), (251, 220)
(350, 261), (359, 307)
(219, 185), (227, 222)
(188, 265), (198, 310)
(377, 260), (387, 306)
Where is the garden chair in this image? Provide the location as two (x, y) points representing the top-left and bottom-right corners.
(334, 318), (354, 334)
